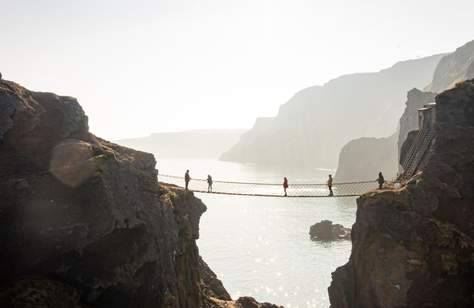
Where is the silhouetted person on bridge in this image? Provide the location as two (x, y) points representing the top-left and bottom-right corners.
(207, 175), (213, 193)
(185, 170), (191, 190)
(327, 174), (334, 197)
(377, 172), (385, 189)
(283, 177), (289, 196)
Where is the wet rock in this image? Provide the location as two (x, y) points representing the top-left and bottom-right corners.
(309, 220), (351, 240)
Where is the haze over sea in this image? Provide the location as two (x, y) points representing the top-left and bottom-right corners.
(158, 157), (357, 308)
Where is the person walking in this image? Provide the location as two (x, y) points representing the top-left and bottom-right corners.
(327, 174), (334, 197)
(283, 177), (289, 196)
(377, 172), (385, 189)
(207, 175), (213, 193)
(184, 170), (191, 190)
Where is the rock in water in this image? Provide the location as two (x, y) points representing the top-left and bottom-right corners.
(328, 80), (474, 308)
(0, 79), (263, 308)
(309, 220), (351, 240)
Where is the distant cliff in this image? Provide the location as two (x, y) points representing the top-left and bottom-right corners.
(334, 134), (397, 182)
(397, 89), (436, 164)
(328, 80), (474, 308)
(428, 40), (474, 92)
(221, 55), (443, 168)
(117, 129), (245, 159)
(0, 80), (277, 308)
(334, 40), (473, 181)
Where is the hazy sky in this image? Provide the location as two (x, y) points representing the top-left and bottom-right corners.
(1, 0), (473, 139)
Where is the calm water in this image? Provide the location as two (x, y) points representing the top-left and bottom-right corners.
(158, 158), (357, 308)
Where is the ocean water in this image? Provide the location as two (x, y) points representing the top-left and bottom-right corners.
(157, 158), (357, 308)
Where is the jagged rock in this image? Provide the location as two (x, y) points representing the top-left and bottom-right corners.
(199, 256), (232, 301)
(0, 79), (237, 308)
(234, 297), (283, 308)
(328, 80), (474, 308)
(309, 220), (351, 241)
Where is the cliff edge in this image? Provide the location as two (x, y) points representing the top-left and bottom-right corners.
(0, 79), (275, 307)
(328, 80), (474, 308)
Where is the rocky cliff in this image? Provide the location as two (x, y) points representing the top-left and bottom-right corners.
(221, 55), (443, 168)
(334, 40), (474, 182)
(328, 80), (474, 308)
(334, 90), (436, 182)
(0, 79), (275, 308)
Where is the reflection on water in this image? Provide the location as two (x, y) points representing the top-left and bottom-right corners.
(158, 158), (356, 308)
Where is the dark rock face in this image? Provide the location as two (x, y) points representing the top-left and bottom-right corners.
(0, 80), (219, 307)
(309, 220), (351, 241)
(328, 80), (474, 308)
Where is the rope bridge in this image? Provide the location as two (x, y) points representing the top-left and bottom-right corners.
(159, 174), (378, 198)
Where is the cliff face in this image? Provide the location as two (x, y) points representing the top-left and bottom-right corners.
(429, 40), (474, 93)
(334, 134), (397, 182)
(328, 80), (474, 308)
(221, 55), (443, 168)
(0, 80), (233, 307)
(397, 89), (436, 162)
(334, 39), (474, 182)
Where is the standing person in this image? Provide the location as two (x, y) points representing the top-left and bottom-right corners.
(184, 170), (191, 190)
(377, 172), (385, 189)
(207, 175), (213, 193)
(327, 174), (334, 197)
(283, 177), (289, 196)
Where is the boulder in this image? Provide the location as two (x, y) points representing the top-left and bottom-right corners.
(309, 220), (351, 240)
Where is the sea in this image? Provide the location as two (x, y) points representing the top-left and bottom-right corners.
(157, 158), (357, 308)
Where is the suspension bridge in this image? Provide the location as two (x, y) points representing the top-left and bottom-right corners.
(158, 102), (436, 198)
(159, 174), (379, 198)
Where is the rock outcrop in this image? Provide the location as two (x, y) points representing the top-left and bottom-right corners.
(0, 79), (277, 307)
(0, 79), (209, 307)
(199, 256), (231, 301)
(221, 55), (443, 168)
(328, 80), (474, 308)
(309, 220), (351, 241)
(334, 134), (397, 182)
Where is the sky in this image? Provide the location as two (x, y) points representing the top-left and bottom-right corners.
(1, 0), (473, 140)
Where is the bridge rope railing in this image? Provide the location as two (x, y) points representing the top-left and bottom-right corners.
(158, 174), (378, 198)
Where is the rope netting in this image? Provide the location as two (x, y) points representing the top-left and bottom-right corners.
(159, 174), (378, 197)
